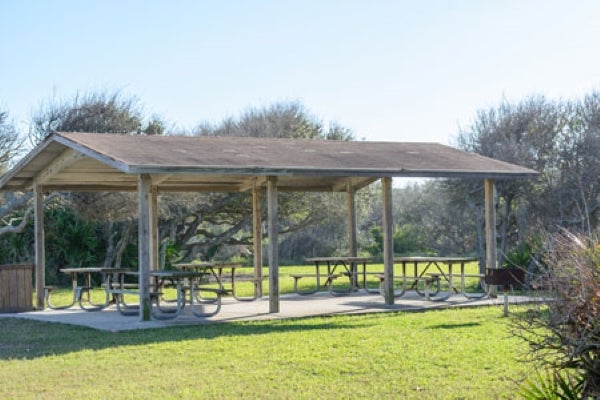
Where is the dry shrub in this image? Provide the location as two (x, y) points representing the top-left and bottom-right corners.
(514, 230), (600, 399)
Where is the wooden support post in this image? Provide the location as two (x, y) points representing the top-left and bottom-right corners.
(252, 186), (263, 298)
(346, 183), (357, 257)
(150, 185), (158, 271)
(267, 176), (279, 313)
(33, 185), (45, 310)
(484, 179), (497, 270)
(485, 179), (498, 297)
(382, 177), (394, 305)
(138, 174), (152, 321)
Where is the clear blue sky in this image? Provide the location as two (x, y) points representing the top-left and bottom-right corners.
(1, 0), (599, 145)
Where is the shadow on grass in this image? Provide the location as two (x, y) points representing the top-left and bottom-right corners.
(0, 317), (359, 360)
(426, 322), (481, 329)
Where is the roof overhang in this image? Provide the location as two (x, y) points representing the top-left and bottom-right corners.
(0, 132), (539, 193)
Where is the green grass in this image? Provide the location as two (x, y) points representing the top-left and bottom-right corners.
(0, 306), (532, 399)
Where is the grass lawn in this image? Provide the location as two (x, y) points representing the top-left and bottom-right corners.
(0, 306), (533, 399)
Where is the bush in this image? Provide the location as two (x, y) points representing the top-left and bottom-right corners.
(366, 224), (431, 260)
(513, 230), (600, 399)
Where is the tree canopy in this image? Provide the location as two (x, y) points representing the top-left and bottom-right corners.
(1, 90), (600, 282)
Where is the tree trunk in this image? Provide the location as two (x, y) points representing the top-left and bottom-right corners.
(114, 222), (133, 268)
(102, 221), (117, 267)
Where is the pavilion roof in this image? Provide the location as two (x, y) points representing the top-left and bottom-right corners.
(0, 132), (538, 192)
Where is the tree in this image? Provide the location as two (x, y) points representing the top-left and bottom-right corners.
(29, 91), (154, 144)
(27, 91), (163, 269)
(0, 110), (23, 172)
(158, 101), (356, 264)
(0, 110), (31, 236)
(551, 92), (600, 234)
(194, 101), (353, 141)
(453, 96), (563, 267)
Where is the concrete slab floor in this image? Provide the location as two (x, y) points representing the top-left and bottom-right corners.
(0, 291), (536, 332)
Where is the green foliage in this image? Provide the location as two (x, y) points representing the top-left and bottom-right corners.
(44, 206), (103, 284)
(513, 231), (600, 399)
(0, 210), (34, 264)
(0, 205), (106, 285)
(393, 223), (430, 255)
(503, 238), (540, 268)
(163, 240), (182, 270)
(519, 369), (583, 400)
(365, 225), (384, 257)
(366, 224), (431, 259)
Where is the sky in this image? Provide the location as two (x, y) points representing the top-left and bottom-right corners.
(1, 0), (600, 146)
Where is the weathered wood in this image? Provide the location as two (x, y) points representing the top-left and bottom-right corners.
(150, 185), (158, 271)
(0, 264), (33, 312)
(150, 174), (172, 185)
(267, 176), (279, 313)
(239, 176), (268, 192)
(346, 183), (357, 257)
(41, 184), (139, 192)
(1, 132), (539, 194)
(33, 185), (45, 309)
(54, 134), (131, 172)
(137, 174), (152, 321)
(484, 179), (497, 270)
(252, 186), (263, 298)
(381, 177), (394, 305)
(34, 148), (84, 184)
(38, 171), (135, 183)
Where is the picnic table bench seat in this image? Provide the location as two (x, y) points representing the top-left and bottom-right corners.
(45, 285), (113, 311)
(374, 273), (443, 299)
(289, 273), (343, 295)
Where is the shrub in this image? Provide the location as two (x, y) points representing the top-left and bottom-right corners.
(513, 230), (600, 399)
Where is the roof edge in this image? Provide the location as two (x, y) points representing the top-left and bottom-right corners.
(54, 132), (131, 173)
(0, 135), (57, 190)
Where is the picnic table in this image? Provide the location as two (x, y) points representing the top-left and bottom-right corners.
(390, 257), (483, 300)
(46, 267), (133, 311)
(174, 261), (260, 301)
(107, 269), (227, 319)
(300, 257), (374, 295)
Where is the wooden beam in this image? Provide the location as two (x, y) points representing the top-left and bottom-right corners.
(33, 149), (84, 184)
(151, 174), (172, 186)
(137, 174), (152, 321)
(54, 135), (131, 172)
(239, 176), (268, 192)
(33, 185), (45, 309)
(332, 178), (353, 192)
(382, 177), (394, 305)
(267, 176), (279, 313)
(353, 177), (380, 191)
(346, 183), (357, 257)
(40, 172), (135, 183)
(149, 184), (243, 193)
(252, 186), (263, 298)
(41, 184), (138, 192)
(484, 179), (497, 270)
(150, 185), (159, 271)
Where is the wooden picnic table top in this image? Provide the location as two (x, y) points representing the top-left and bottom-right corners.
(59, 267), (134, 274)
(304, 256), (373, 263)
(393, 256), (478, 263)
(173, 261), (247, 269)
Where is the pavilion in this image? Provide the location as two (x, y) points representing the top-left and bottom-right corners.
(0, 132), (538, 321)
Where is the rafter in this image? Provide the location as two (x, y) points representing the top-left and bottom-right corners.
(33, 148), (84, 185)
